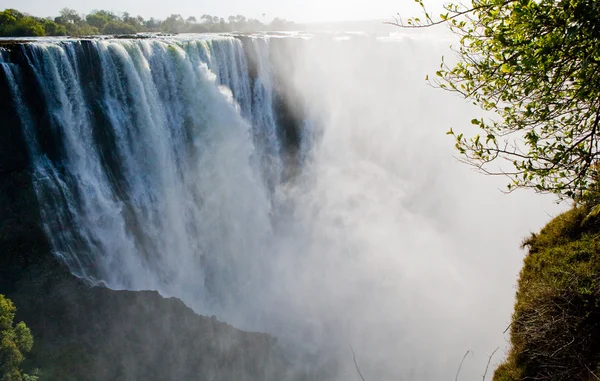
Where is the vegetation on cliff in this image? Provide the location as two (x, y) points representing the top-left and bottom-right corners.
(493, 203), (600, 380)
(396, 0), (600, 199)
(395, 0), (600, 378)
(0, 8), (296, 37)
(0, 295), (36, 381)
(0, 9), (66, 37)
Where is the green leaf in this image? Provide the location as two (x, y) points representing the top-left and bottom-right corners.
(402, 0), (600, 199)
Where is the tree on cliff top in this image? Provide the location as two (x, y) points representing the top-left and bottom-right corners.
(391, 0), (600, 200)
(0, 295), (35, 381)
(0, 9), (64, 37)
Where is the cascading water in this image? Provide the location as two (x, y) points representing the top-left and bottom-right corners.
(2, 37), (279, 316)
(1, 33), (561, 380)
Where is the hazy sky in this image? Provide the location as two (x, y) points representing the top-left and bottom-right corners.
(0, 0), (446, 23)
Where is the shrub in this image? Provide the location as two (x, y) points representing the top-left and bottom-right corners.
(0, 295), (36, 381)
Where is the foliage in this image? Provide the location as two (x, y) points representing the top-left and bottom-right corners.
(492, 206), (600, 380)
(0, 8), (296, 37)
(102, 21), (138, 35)
(160, 14), (186, 33)
(40, 20), (67, 37)
(56, 8), (82, 25)
(52, 8), (97, 36)
(86, 10), (119, 30)
(0, 9), (61, 37)
(398, 0), (600, 200)
(0, 295), (36, 381)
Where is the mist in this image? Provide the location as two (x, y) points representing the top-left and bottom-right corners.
(1, 32), (565, 380)
(229, 33), (565, 379)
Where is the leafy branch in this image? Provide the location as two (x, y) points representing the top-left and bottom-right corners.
(393, 0), (600, 200)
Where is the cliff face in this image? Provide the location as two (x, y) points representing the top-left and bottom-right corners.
(494, 206), (600, 381)
(0, 110), (305, 381)
(0, 116), (302, 381)
(0, 42), (309, 381)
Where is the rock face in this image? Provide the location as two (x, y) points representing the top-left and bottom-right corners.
(0, 42), (308, 381)
(493, 207), (600, 381)
(0, 118), (303, 381)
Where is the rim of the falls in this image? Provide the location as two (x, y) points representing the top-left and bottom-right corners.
(1, 35), (293, 297)
(0, 29), (454, 44)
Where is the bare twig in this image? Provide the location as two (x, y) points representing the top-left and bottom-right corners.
(482, 347), (500, 381)
(384, 0), (517, 29)
(585, 364), (600, 380)
(349, 344), (366, 381)
(456, 350), (471, 381)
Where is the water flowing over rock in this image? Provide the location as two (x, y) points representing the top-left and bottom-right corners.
(1, 34), (563, 380)
(0, 37), (305, 313)
(0, 36), (316, 381)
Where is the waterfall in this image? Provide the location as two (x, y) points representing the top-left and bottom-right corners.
(1, 51), (32, 132)
(2, 37), (280, 315)
(0, 34), (561, 380)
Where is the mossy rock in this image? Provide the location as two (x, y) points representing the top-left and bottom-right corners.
(493, 360), (522, 381)
(494, 206), (600, 381)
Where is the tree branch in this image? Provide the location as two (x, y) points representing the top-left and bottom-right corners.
(349, 345), (366, 381)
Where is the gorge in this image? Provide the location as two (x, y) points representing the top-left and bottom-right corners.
(0, 33), (560, 380)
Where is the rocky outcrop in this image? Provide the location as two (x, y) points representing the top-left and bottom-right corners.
(494, 207), (600, 381)
(0, 115), (305, 381)
(0, 41), (308, 381)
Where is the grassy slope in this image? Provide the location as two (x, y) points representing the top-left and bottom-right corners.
(494, 206), (600, 381)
